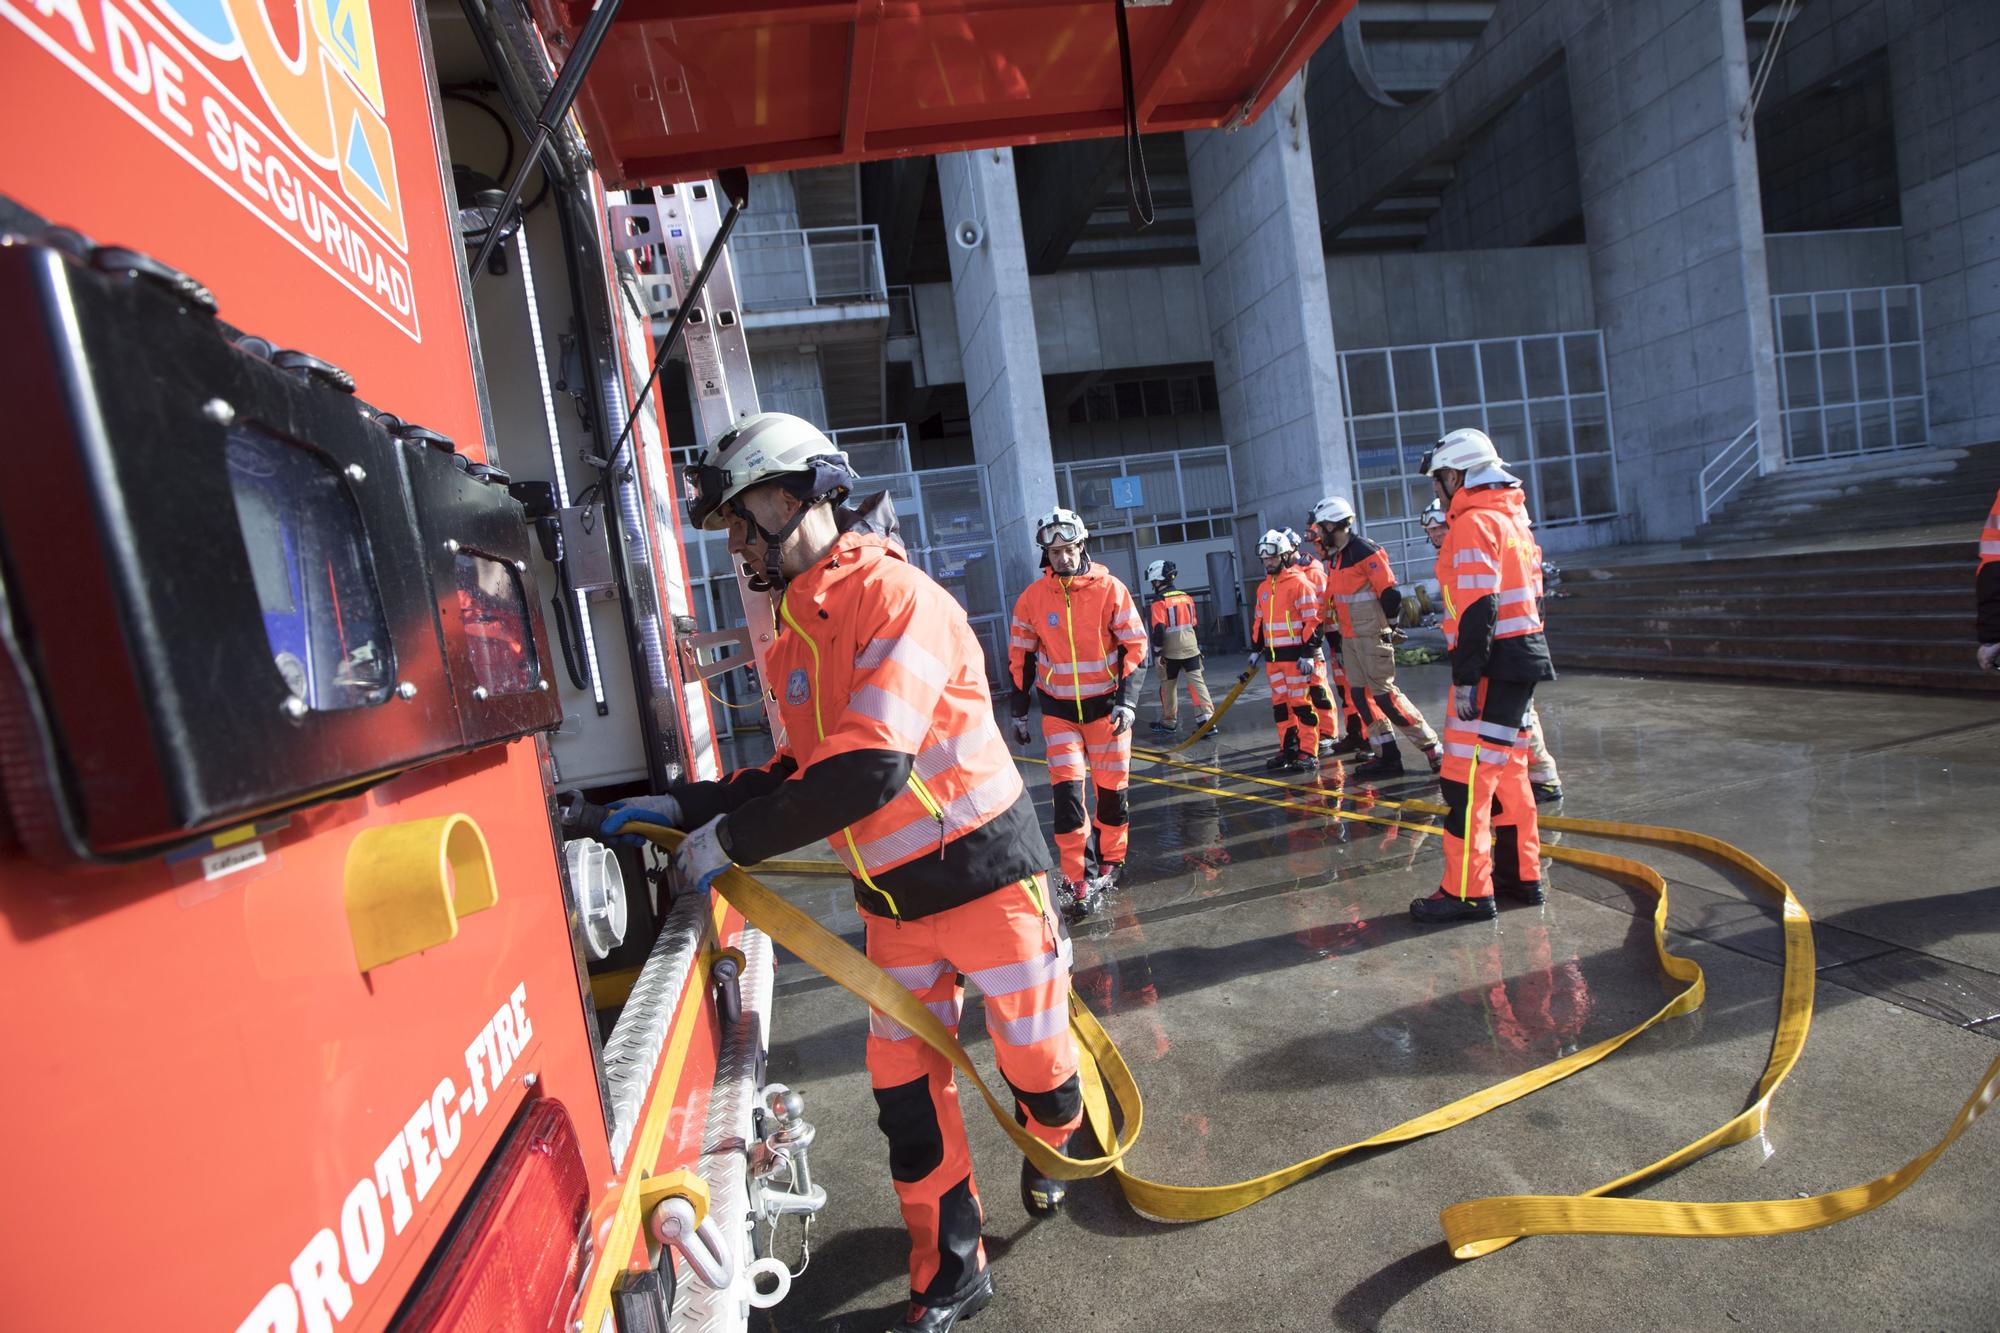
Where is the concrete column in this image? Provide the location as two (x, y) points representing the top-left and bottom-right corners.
(938, 148), (1058, 599)
(1186, 73), (1352, 547)
(1888, 0), (2000, 446)
(1568, 0), (1784, 538)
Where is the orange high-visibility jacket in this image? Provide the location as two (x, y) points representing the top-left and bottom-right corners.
(1251, 564), (1321, 659)
(1978, 488), (1999, 645)
(698, 531), (1048, 920)
(1322, 537), (1401, 638)
(1009, 564), (1147, 721)
(1438, 485), (1554, 686)
(1148, 589), (1201, 660)
(1983, 488), (1999, 570)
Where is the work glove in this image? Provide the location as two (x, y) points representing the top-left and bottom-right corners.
(1452, 684), (1480, 721)
(1246, 651), (1262, 673)
(1109, 705), (1135, 734)
(1301, 654), (1320, 677)
(1980, 643), (2000, 672)
(1011, 717), (1034, 746)
(599, 792), (687, 848)
(672, 815), (733, 899)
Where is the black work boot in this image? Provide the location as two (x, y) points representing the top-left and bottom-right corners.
(1497, 879), (1547, 905)
(1020, 1121), (1086, 1217)
(1331, 721), (1371, 757)
(1410, 889), (1498, 924)
(1265, 733), (1302, 771)
(1059, 876), (1102, 921)
(890, 1268), (995, 1333)
(1352, 745), (1405, 780)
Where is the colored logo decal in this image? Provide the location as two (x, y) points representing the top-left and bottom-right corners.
(1047, 612), (1060, 627)
(312, 0), (382, 112)
(786, 669), (810, 706)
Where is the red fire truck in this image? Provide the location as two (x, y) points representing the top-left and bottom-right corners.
(0, 1), (1347, 1329)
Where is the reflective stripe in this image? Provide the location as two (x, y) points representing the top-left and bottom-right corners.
(1454, 549), (1499, 567)
(1042, 654), (1112, 676)
(851, 765), (1025, 870)
(1112, 610), (1143, 633)
(883, 960), (951, 991)
(1458, 573), (1500, 590)
(850, 683), (929, 748)
(1009, 634), (1038, 649)
(1443, 740), (1518, 764)
(987, 1002), (1069, 1047)
(1495, 615), (1542, 635)
(1983, 538), (2000, 556)
(870, 998), (962, 1042)
(1472, 720), (1521, 744)
(1496, 587), (1536, 606)
(965, 947), (1064, 998)
(854, 633), (950, 686)
(915, 718), (1006, 781)
(1342, 590), (1376, 604)
(1039, 678), (1117, 699)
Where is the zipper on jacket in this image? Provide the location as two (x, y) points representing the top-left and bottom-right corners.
(1059, 577), (1086, 723)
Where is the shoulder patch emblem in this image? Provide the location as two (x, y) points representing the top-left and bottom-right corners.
(785, 668), (811, 706)
(1047, 611), (1060, 627)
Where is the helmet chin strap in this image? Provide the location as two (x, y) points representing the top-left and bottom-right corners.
(742, 501), (819, 593)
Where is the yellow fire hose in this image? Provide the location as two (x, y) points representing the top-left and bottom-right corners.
(618, 684), (2000, 1258)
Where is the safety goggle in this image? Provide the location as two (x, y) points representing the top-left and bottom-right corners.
(681, 461), (735, 530)
(1037, 518), (1086, 547)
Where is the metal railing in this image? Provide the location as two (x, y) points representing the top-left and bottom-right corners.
(1699, 421), (1763, 522)
(732, 226), (888, 312)
(828, 423), (911, 476)
(887, 285), (919, 338)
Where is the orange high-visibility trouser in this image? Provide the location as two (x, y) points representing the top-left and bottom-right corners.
(1041, 711), (1131, 883)
(1438, 679), (1539, 899)
(865, 878), (1081, 1303)
(1263, 657), (1321, 755)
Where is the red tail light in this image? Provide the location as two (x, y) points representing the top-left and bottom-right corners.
(396, 1098), (593, 1333)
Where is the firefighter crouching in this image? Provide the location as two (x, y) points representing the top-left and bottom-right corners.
(1308, 496), (1441, 781)
(1248, 528), (1327, 772)
(1145, 559), (1214, 735)
(1412, 429), (1557, 925)
(1007, 509), (1149, 917)
(598, 414), (1083, 1333)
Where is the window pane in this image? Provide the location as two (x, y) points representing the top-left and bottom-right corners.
(1782, 353), (1821, 408)
(1170, 377), (1200, 414)
(1484, 403), (1527, 464)
(1480, 341), (1523, 400)
(1540, 457), (1579, 522)
(1824, 406), (1860, 455)
(920, 469), (992, 543)
(1361, 481), (1401, 524)
(1894, 398), (1927, 446)
(1858, 400), (1892, 451)
(454, 553), (540, 695)
(1069, 463), (1124, 529)
(1850, 288), (1885, 346)
(1512, 462), (1540, 523)
(1180, 452), (1233, 513)
(1530, 399), (1573, 458)
(1142, 379), (1171, 417)
(1776, 296), (1815, 350)
(1397, 411), (1443, 473)
(1436, 344), (1481, 406)
(1523, 336), (1564, 397)
(1576, 454), (1617, 517)
(1890, 344), (1923, 397)
(1571, 394), (1609, 454)
(1442, 404), (1485, 432)
(929, 545), (1002, 618)
(1564, 334), (1605, 393)
(1854, 346), (1887, 400)
(1884, 286), (1919, 343)
(1124, 456), (1181, 522)
(1345, 351), (1393, 415)
(225, 426), (394, 710)
(1818, 351), (1854, 404)
(1786, 409), (1825, 460)
(1814, 294), (1851, 349)
(1352, 415), (1401, 480)
(1391, 348), (1438, 410)
(1114, 381), (1144, 418)
(1084, 383), (1116, 421)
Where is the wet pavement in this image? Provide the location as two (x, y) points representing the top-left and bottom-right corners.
(741, 663), (2000, 1331)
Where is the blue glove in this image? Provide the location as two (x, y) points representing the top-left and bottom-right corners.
(673, 816), (733, 898)
(600, 793), (687, 848)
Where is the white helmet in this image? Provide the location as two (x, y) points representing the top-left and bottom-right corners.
(1144, 558), (1177, 584)
(1419, 500), (1448, 530)
(684, 412), (856, 531)
(1421, 426), (1519, 489)
(1311, 496), (1356, 528)
(1034, 507), (1089, 547)
(1255, 528), (1296, 559)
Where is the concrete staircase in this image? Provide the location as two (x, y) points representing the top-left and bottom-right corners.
(1548, 442), (1999, 692)
(1694, 441), (2000, 545)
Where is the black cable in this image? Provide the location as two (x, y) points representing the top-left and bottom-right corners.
(441, 89), (515, 181)
(1114, 0), (1156, 230)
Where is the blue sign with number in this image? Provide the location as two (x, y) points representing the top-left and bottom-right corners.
(1110, 476), (1144, 509)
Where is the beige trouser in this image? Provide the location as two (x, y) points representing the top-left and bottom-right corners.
(1339, 603), (1438, 750)
(1523, 703), (1560, 783)
(1158, 655), (1213, 725)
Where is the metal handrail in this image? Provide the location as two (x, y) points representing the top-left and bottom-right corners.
(1699, 421), (1763, 522)
(732, 225), (888, 310)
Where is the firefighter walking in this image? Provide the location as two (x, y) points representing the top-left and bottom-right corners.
(1249, 528), (1326, 772)
(598, 415), (1081, 1333)
(1144, 559), (1214, 734)
(1007, 509), (1149, 917)
(1308, 496), (1441, 780)
(1978, 486), (1999, 672)
(1413, 429), (1557, 924)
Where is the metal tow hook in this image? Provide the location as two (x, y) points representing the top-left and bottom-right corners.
(749, 1083), (827, 1219)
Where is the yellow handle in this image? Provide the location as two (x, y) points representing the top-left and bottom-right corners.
(342, 814), (497, 972)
